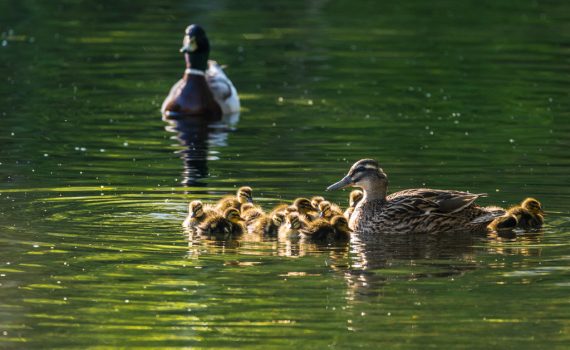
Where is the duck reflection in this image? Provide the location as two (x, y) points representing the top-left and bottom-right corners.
(165, 112), (239, 186)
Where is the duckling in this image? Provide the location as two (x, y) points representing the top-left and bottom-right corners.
(162, 24), (240, 119)
(241, 203), (265, 226)
(318, 200), (343, 220)
(216, 186), (253, 212)
(311, 196), (325, 209)
(293, 197), (319, 222)
(489, 197), (544, 231)
(251, 211), (285, 236)
(300, 215), (352, 242)
(197, 208), (245, 239)
(344, 190), (364, 220)
(326, 159), (506, 234)
(182, 200), (216, 228)
(278, 212), (306, 240)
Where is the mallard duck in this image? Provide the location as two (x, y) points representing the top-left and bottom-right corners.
(300, 215), (352, 242)
(250, 211), (284, 236)
(326, 159), (506, 234)
(344, 190), (364, 220)
(161, 24), (240, 119)
(216, 186), (253, 212)
(278, 212), (306, 240)
(318, 200), (343, 220)
(489, 197), (544, 231)
(182, 200), (216, 228)
(197, 207), (244, 238)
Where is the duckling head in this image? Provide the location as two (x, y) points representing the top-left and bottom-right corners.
(331, 215), (353, 233)
(326, 159), (388, 199)
(293, 198), (316, 214)
(180, 24), (210, 71)
(272, 212), (285, 227)
(311, 196), (325, 208)
(224, 208), (243, 225)
(189, 200), (204, 219)
(240, 202), (255, 214)
(349, 190), (364, 207)
(286, 212), (302, 230)
(522, 197), (544, 215)
(237, 186), (253, 204)
(318, 201), (332, 218)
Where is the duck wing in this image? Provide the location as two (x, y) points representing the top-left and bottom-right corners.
(388, 189), (486, 215)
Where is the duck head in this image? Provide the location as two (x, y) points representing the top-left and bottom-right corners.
(521, 197), (544, 215)
(237, 186), (253, 204)
(293, 198), (317, 215)
(349, 190), (364, 207)
(224, 208), (243, 225)
(326, 159), (388, 200)
(180, 24), (210, 71)
(189, 200), (204, 219)
(331, 215), (353, 234)
(286, 212), (302, 230)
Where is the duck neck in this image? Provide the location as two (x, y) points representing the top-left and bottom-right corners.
(184, 52), (208, 73)
(361, 178), (388, 202)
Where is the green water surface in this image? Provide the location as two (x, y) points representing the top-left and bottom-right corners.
(1, 0), (569, 348)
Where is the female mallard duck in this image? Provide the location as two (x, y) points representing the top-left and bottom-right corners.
(197, 207), (245, 239)
(488, 197), (544, 231)
(300, 215), (352, 242)
(216, 186), (253, 212)
(326, 159), (505, 234)
(278, 212), (306, 240)
(161, 24), (240, 119)
(182, 200), (216, 228)
(344, 190), (364, 220)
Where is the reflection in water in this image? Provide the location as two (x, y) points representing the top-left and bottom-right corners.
(165, 113), (239, 186)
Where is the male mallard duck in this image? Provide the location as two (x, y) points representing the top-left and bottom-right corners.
(197, 207), (245, 238)
(216, 186), (253, 212)
(300, 215), (352, 242)
(318, 200), (343, 220)
(250, 211), (284, 236)
(182, 200), (216, 228)
(161, 24), (240, 119)
(278, 212), (306, 240)
(326, 159), (506, 234)
(489, 197), (544, 231)
(344, 190), (364, 220)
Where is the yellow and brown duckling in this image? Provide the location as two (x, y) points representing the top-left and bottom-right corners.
(311, 196), (325, 209)
(216, 186), (253, 212)
(182, 200), (216, 228)
(251, 211), (285, 236)
(318, 200), (343, 220)
(240, 202), (265, 226)
(292, 197), (319, 222)
(161, 24), (240, 119)
(489, 197), (544, 231)
(300, 215), (352, 242)
(197, 207), (245, 239)
(278, 212), (306, 240)
(327, 159), (506, 234)
(344, 189), (364, 220)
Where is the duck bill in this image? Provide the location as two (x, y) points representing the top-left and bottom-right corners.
(326, 175), (352, 191)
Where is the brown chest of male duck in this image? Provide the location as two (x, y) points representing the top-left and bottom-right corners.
(327, 159), (505, 235)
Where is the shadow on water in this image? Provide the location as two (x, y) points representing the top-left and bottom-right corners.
(164, 112), (240, 187)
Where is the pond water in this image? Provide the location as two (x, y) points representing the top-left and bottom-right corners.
(1, 0), (569, 348)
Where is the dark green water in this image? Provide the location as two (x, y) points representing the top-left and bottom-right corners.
(1, 0), (569, 348)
